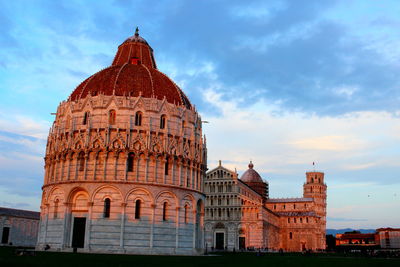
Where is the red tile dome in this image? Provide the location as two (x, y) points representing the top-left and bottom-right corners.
(69, 28), (191, 108)
(240, 161), (263, 183)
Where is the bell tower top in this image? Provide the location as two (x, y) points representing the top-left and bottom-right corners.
(305, 171), (324, 184)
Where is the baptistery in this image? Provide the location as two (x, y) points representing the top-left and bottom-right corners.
(36, 29), (207, 255)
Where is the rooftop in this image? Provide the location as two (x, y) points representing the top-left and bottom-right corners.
(0, 207), (40, 220)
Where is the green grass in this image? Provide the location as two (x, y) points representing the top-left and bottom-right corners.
(0, 247), (399, 267)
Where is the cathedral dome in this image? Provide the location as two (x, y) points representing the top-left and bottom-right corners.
(240, 161), (263, 183)
(69, 28), (191, 109)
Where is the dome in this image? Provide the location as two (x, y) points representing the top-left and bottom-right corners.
(69, 28), (191, 109)
(240, 161), (263, 183)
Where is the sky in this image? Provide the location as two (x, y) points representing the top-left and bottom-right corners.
(0, 0), (399, 229)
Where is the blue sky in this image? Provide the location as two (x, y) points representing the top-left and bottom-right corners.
(0, 0), (399, 229)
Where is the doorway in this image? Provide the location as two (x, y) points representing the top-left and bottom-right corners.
(1, 227), (10, 244)
(215, 232), (224, 250)
(239, 236), (246, 250)
(71, 217), (86, 248)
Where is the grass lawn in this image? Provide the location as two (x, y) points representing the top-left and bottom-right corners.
(1, 247), (399, 267)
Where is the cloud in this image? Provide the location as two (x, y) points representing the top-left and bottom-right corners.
(136, 0), (400, 116)
(288, 135), (365, 151)
(201, 87), (400, 188)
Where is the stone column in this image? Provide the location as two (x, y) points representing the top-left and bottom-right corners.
(171, 158), (176, 185)
(60, 159), (65, 182)
(43, 204), (50, 245)
(120, 202), (127, 249)
(150, 204), (156, 249)
(60, 202), (70, 249)
(136, 156), (140, 182)
(93, 152), (98, 180)
(66, 154), (72, 181)
(192, 210), (197, 249)
(113, 152), (118, 180)
(84, 201), (94, 250)
(123, 153), (128, 181)
(191, 164), (194, 189)
(74, 155), (79, 180)
(178, 162), (183, 186)
(83, 152), (89, 180)
(103, 152), (108, 180)
(153, 156), (158, 183)
(54, 159), (59, 182)
(145, 156), (149, 183)
(175, 207), (180, 249)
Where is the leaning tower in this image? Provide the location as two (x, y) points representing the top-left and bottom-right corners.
(36, 29), (207, 255)
(303, 171), (327, 250)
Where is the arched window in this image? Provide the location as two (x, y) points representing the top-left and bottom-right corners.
(289, 232), (293, 239)
(160, 115), (166, 129)
(306, 217), (309, 223)
(294, 218), (297, 223)
(54, 199), (59, 219)
(184, 205), (189, 224)
(274, 204), (276, 210)
(109, 109), (116, 125)
(104, 198), (111, 218)
(135, 199), (141, 219)
(288, 218), (290, 223)
(294, 204), (296, 209)
(65, 115), (71, 129)
(78, 152), (85, 171)
(162, 202), (168, 221)
(300, 218), (303, 223)
(218, 209), (221, 217)
(283, 204), (286, 210)
(311, 177), (314, 183)
(164, 160), (169, 175)
(83, 112), (90, 125)
(227, 209), (230, 218)
(127, 152), (134, 172)
(227, 184), (232, 192)
(135, 111), (142, 126)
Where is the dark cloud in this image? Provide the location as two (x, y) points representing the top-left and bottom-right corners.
(132, 0), (399, 116)
(2, 0), (400, 117)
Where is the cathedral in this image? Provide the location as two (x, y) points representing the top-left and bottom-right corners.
(204, 161), (326, 252)
(37, 29), (327, 254)
(36, 29), (207, 255)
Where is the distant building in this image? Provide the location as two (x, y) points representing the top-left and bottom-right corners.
(335, 231), (379, 251)
(332, 228), (400, 251)
(0, 207), (40, 247)
(376, 228), (400, 249)
(204, 161), (327, 252)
